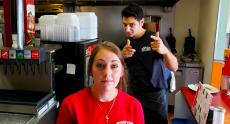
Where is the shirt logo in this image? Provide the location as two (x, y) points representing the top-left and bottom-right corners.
(116, 121), (133, 124)
(141, 46), (151, 52)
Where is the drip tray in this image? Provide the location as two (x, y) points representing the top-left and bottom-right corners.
(0, 90), (55, 115)
(0, 113), (33, 124)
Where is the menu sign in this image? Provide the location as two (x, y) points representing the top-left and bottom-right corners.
(192, 83), (213, 124)
(24, 0), (35, 46)
(32, 50), (39, 60)
(16, 50), (24, 59)
(85, 44), (96, 58)
(3, 0), (35, 48)
(9, 50), (16, 59)
(24, 50), (31, 59)
(1, 49), (9, 59)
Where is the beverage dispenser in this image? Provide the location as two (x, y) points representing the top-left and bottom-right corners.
(0, 0), (60, 121)
(3, 0), (35, 48)
(42, 39), (98, 103)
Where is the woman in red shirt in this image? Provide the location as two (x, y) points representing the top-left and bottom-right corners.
(56, 41), (144, 124)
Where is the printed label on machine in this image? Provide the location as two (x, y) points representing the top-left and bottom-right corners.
(66, 63), (76, 75)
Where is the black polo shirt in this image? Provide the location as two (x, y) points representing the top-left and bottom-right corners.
(124, 30), (170, 92)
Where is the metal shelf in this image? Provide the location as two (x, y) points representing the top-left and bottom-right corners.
(76, 0), (179, 6)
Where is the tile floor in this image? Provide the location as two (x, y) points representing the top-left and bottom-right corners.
(168, 111), (174, 124)
(168, 105), (174, 124)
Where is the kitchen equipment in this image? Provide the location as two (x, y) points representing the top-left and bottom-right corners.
(183, 29), (196, 55)
(56, 13), (79, 27)
(38, 13), (81, 42)
(181, 30), (201, 62)
(0, 90), (55, 116)
(166, 27), (177, 54)
(0, 113), (33, 124)
(3, 0), (35, 48)
(38, 15), (57, 25)
(168, 61), (203, 105)
(0, 33), (3, 47)
(76, 0), (179, 6)
(181, 62), (203, 84)
(76, 12), (98, 40)
(42, 39), (99, 103)
(0, 45), (61, 117)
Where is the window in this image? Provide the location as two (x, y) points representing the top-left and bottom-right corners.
(214, 0), (230, 60)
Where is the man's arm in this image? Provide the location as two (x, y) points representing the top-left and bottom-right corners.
(162, 49), (178, 71)
(150, 32), (178, 72)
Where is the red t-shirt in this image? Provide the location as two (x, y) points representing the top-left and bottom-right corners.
(56, 87), (144, 124)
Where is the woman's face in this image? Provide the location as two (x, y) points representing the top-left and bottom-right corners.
(92, 49), (123, 91)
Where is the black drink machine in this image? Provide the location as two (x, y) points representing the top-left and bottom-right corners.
(42, 39), (98, 103)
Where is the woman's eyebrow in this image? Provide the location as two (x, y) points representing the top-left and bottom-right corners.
(111, 60), (120, 62)
(94, 59), (105, 62)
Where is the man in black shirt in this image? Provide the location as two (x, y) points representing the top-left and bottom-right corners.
(121, 3), (178, 124)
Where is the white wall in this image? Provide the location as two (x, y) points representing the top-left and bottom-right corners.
(77, 5), (176, 45)
(174, 0), (200, 57)
(77, 6), (126, 44)
(174, 0), (221, 84)
(227, 7), (230, 33)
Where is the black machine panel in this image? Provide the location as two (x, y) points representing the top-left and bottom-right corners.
(42, 39), (99, 102)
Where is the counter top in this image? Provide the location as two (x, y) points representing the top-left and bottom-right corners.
(0, 113), (32, 124)
(181, 87), (230, 123)
(0, 101), (57, 124)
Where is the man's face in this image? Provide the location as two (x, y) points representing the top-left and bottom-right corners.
(122, 16), (144, 38)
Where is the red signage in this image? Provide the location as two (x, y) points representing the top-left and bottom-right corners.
(3, 0), (35, 48)
(32, 49), (39, 60)
(85, 44), (96, 58)
(3, 0), (12, 47)
(24, 0), (35, 46)
(1, 49), (9, 59)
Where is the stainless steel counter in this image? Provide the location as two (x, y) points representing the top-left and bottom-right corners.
(0, 113), (32, 124)
(168, 61), (204, 105)
(0, 102), (57, 124)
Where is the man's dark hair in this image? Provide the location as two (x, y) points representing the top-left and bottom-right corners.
(121, 3), (144, 21)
